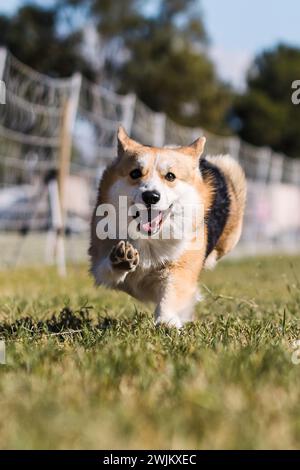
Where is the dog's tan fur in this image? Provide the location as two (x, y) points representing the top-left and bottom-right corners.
(89, 127), (246, 327)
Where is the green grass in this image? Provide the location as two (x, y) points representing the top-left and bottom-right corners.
(0, 255), (300, 449)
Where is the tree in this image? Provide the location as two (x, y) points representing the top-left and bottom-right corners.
(0, 5), (94, 79)
(234, 44), (300, 158)
(122, 28), (231, 132)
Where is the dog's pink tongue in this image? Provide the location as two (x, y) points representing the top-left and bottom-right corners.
(141, 212), (162, 233)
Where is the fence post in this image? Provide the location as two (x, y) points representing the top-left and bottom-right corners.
(45, 171), (64, 268)
(0, 47), (7, 80)
(269, 153), (284, 183)
(291, 159), (300, 186)
(153, 112), (166, 146)
(257, 147), (272, 183)
(227, 136), (241, 161)
(56, 72), (82, 276)
(0, 47), (7, 104)
(122, 93), (136, 135)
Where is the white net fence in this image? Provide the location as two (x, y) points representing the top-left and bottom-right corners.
(0, 47), (299, 270)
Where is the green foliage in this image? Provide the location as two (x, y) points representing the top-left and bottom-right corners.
(119, 19), (231, 132)
(90, 0), (231, 132)
(0, 5), (94, 78)
(0, 256), (300, 449)
(235, 44), (300, 158)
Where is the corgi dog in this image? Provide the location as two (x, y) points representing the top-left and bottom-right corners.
(89, 126), (246, 328)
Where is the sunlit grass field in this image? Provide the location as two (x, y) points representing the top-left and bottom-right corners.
(0, 255), (300, 449)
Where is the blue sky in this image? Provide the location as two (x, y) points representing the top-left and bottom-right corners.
(201, 0), (300, 88)
(1, 0), (300, 89)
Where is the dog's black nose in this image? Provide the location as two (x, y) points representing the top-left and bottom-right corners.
(142, 190), (161, 205)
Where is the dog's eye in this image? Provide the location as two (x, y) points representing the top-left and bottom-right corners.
(165, 172), (176, 182)
(130, 169), (142, 179)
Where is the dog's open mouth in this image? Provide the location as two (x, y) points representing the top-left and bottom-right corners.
(133, 205), (172, 235)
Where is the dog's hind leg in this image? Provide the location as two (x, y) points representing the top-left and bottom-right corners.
(204, 249), (218, 270)
(155, 291), (198, 328)
(155, 257), (202, 328)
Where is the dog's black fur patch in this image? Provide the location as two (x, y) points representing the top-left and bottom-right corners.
(200, 157), (231, 258)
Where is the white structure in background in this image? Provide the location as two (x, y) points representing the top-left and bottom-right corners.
(0, 81), (5, 104)
(0, 47), (299, 272)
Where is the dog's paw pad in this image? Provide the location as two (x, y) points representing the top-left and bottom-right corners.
(110, 241), (139, 271)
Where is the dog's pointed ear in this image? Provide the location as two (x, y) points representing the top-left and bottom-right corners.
(117, 125), (129, 152)
(189, 136), (206, 160)
(117, 125), (140, 156)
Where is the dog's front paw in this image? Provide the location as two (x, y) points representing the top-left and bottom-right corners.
(110, 240), (139, 271)
(155, 315), (183, 329)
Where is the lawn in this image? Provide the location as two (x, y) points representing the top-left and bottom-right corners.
(0, 255), (300, 449)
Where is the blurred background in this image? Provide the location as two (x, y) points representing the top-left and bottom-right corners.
(0, 0), (299, 273)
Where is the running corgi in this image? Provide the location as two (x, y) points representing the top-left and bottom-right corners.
(89, 126), (246, 327)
